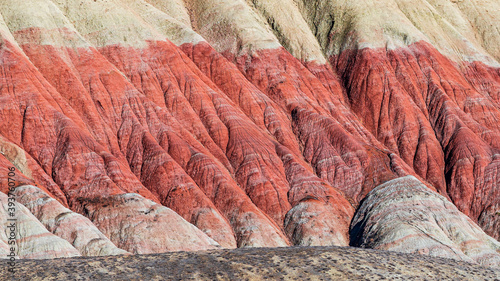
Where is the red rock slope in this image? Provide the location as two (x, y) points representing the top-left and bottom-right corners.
(0, 0), (498, 265)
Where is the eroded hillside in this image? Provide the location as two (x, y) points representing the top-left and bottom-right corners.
(0, 0), (499, 267)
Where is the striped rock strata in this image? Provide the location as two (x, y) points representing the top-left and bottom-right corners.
(0, 0), (498, 261)
(12, 185), (129, 256)
(351, 176), (500, 267)
(0, 191), (80, 259)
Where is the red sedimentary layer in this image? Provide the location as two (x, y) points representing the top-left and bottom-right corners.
(1, 22), (499, 255)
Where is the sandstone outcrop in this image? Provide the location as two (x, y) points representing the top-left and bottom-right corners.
(0, 0), (499, 262)
(351, 176), (500, 267)
(3, 247), (500, 281)
(13, 185), (129, 256)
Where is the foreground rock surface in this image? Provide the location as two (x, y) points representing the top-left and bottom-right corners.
(0, 0), (499, 260)
(351, 176), (500, 267)
(2, 246), (499, 281)
(12, 185), (129, 256)
(0, 192), (80, 259)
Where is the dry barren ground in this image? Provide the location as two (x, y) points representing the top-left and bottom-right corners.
(1, 246), (499, 280)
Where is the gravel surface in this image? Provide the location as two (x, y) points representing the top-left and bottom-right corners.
(2, 246), (499, 280)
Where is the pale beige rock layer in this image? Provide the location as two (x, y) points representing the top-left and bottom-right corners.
(293, 0), (500, 65)
(3, 0), (499, 66)
(12, 185), (129, 256)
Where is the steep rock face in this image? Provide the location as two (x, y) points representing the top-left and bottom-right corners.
(0, 0), (356, 251)
(350, 176), (500, 267)
(81, 193), (220, 253)
(332, 40), (500, 241)
(0, 0), (499, 261)
(14, 0), (290, 248)
(181, 42), (356, 245)
(12, 185), (129, 256)
(0, 2), (222, 252)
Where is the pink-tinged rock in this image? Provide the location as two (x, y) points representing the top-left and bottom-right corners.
(333, 45), (447, 196)
(98, 41), (293, 229)
(20, 36), (286, 248)
(0, 191), (80, 259)
(2, 0), (363, 250)
(351, 176), (500, 267)
(0, 29), (222, 254)
(180, 42), (302, 157)
(18, 39), (237, 248)
(12, 185), (129, 256)
(80, 193), (220, 254)
(333, 41), (500, 240)
(284, 198), (351, 246)
(229, 46), (421, 204)
(1, 0), (499, 259)
(276, 144), (354, 246)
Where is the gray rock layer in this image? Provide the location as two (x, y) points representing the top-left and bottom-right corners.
(351, 176), (500, 267)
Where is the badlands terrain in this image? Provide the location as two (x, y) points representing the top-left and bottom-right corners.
(0, 0), (500, 278)
(1, 246), (500, 280)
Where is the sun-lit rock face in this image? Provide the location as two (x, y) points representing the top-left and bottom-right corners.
(79, 193), (221, 253)
(0, 191), (81, 259)
(350, 176), (500, 267)
(0, 0), (499, 261)
(12, 185), (129, 256)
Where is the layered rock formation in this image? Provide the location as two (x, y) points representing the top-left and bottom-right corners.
(0, 0), (498, 265)
(351, 176), (500, 267)
(13, 185), (129, 256)
(3, 247), (500, 281)
(0, 191), (81, 259)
